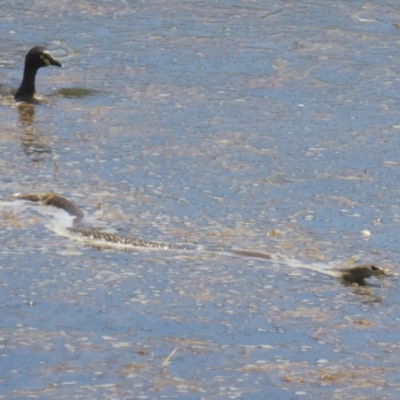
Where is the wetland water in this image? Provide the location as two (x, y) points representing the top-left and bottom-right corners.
(1, 1), (400, 398)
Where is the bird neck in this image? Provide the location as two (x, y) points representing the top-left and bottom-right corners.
(15, 64), (40, 101)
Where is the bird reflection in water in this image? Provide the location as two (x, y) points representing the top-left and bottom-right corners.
(17, 104), (53, 162)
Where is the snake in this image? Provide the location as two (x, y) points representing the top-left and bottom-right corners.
(10, 192), (388, 285)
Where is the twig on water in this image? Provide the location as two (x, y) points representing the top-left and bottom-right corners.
(162, 346), (179, 367)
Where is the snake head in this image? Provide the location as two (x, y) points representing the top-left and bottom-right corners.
(369, 265), (388, 279)
(350, 264), (387, 279)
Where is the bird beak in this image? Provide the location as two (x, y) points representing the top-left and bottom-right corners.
(49, 56), (63, 67)
(41, 51), (63, 67)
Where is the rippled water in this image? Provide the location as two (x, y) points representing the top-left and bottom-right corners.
(1, 1), (400, 399)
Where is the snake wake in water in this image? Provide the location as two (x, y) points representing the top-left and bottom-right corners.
(10, 192), (388, 286)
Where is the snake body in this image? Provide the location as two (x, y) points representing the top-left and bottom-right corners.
(10, 192), (388, 285)
(11, 192), (273, 259)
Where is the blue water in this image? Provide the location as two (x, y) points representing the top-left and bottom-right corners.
(1, 1), (399, 398)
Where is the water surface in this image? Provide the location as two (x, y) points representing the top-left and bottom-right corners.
(1, 1), (400, 399)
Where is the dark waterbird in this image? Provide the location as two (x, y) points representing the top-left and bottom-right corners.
(14, 46), (62, 102)
(4, 47), (96, 102)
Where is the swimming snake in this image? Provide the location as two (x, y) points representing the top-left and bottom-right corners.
(10, 192), (387, 285)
